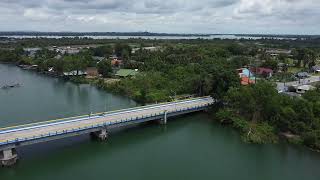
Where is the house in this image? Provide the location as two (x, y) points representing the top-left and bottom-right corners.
(111, 59), (123, 67)
(241, 77), (255, 85)
(86, 67), (99, 77)
(250, 67), (273, 78)
(237, 68), (255, 78)
(277, 63), (289, 72)
(115, 69), (139, 78)
(92, 56), (106, 62)
(53, 46), (81, 55)
(109, 55), (120, 61)
(296, 72), (310, 79)
(311, 65), (320, 73)
(65, 47), (80, 55)
(237, 68), (256, 85)
(23, 47), (42, 57)
(63, 70), (87, 76)
(266, 49), (292, 57)
(296, 85), (316, 94)
(54, 54), (62, 60)
(131, 46), (160, 54)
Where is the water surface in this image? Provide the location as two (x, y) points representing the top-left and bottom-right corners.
(0, 64), (319, 180)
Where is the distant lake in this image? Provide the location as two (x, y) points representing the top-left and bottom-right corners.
(1, 34), (297, 40)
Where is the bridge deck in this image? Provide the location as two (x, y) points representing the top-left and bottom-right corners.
(0, 97), (214, 147)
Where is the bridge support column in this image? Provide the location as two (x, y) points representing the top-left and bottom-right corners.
(0, 148), (18, 167)
(160, 110), (168, 125)
(91, 128), (109, 141)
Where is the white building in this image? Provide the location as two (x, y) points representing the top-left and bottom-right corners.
(296, 85), (316, 94)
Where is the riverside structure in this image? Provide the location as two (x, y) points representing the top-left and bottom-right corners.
(0, 96), (214, 167)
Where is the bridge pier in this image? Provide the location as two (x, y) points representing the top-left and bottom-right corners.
(0, 148), (18, 167)
(91, 128), (109, 141)
(159, 110), (168, 125)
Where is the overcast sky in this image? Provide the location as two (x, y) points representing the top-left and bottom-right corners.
(0, 0), (319, 34)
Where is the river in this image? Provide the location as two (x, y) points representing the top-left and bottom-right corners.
(0, 64), (319, 180)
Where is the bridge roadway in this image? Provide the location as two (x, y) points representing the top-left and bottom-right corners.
(0, 96), (214, 166)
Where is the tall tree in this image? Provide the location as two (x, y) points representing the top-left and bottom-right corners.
(97, 60), (112, 78)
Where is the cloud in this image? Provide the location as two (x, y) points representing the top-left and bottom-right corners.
(0, 0), (319, 34)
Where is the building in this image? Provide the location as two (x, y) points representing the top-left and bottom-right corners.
(296, 85), (316, 94)
(296, 72), (310, 79)
(131, 46), (160, 54)
(63, 70), (87, 76)
(51, 46), (81, 55)
(250, 67), (273, 78)
(86, 67), (99, 77)
(312, 65), (320, 73)
(111, 59), (123, 67)
(92, 56), (106, 62)
(237, 68), (256, 85)
(241, 77), (255, 85)
(115, 69), (139, 78)
(109, 55), (120, 61)
(23, 47), (42, 57)
(237, 68), (255, 78)
(266, 49), (292, 57)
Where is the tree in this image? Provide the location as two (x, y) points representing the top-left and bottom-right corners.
(63, 55), (88, 75)
(90, 45), (113, 57)
(224, 81), (279, 122)
(278, 53), (288, 63)
(97, 60), (112, 77)
(114, 43), (132, 58)
(229, 56), (250, 69)
(293, 48), (317, 68)
(262, 59), (278, 70)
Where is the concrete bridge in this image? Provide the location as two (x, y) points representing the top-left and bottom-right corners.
(0, 96), (214, 166)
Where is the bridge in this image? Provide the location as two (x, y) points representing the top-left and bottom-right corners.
(0, 96), (214, 166)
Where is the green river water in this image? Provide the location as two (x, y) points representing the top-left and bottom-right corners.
(0, 64), (319, 180)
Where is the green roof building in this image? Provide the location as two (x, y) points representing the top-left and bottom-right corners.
(115, 69), (139, 78)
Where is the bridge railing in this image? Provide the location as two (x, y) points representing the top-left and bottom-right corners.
(0, 96), (213, 132)
(0, 102), (213, 146)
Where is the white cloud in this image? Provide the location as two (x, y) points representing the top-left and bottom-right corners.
(0, 0), (319, 34)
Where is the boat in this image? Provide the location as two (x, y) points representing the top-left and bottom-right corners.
(1, 83), (21, 89)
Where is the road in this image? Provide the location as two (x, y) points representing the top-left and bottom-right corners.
(276, 76), (320, 92)
(0, 97), (214, 144)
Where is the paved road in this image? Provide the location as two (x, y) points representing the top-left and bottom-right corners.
(276, 76), (320, 92)
(0, 97), (214, 144)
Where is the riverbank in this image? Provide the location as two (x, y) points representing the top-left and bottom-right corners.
(213, 82), (320, 152)
(2, 63), (320, 180)
(9, 65), (320, 153)
(0, 63), (137, 127)
(2, 113), (320, 180)
(69, 76), (320, 153)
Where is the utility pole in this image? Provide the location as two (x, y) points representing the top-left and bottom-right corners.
(255, 59), (258, 84)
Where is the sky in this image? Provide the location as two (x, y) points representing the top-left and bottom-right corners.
(0, 0), (319, 34)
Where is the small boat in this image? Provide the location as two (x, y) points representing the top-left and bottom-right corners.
(1, 83), (21, 89)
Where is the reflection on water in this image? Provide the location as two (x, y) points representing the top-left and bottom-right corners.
(0, 64), (137, 127)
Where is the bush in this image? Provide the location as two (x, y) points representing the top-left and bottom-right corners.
(216, 109), (278, 144)
(243, 122), (278, 144)
(302, 130), (320, 150)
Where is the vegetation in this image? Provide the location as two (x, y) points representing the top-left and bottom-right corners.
(216, 82), (320, 149)
(1, 36), (320, 150)
(97, 60), (112, 77)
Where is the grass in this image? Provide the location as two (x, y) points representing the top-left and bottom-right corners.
(287, 67), (303, 74)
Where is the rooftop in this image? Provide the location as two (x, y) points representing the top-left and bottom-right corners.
(115, 69), (139, 77)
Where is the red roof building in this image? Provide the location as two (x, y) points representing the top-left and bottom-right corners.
(241, 77), (255, 85)
(250, 67), (273, 78)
